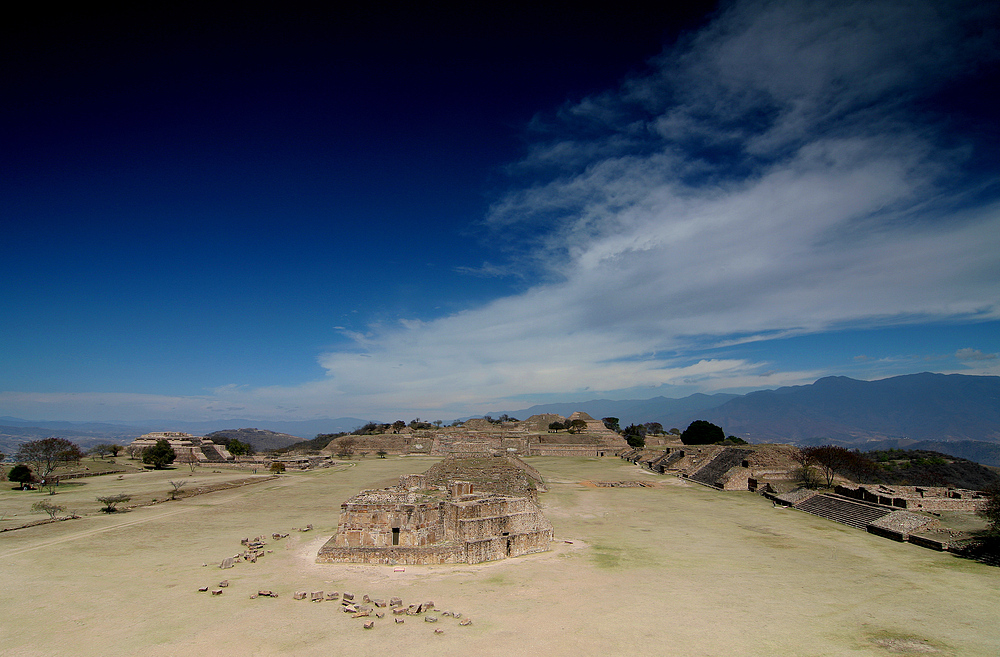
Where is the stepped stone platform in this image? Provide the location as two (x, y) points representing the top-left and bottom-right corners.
(317, 457), (553, 565)
(689, 448), (748, 488)
(794, 494), (893, 529)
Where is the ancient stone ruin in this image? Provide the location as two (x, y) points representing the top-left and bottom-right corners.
(317, 456), (553, 565)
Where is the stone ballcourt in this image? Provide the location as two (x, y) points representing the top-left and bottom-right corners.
(1, 456), (998, 656)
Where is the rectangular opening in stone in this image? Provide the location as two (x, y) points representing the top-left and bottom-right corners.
(392, 527), (400, 545)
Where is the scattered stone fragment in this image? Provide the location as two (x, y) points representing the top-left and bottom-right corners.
(249, 594), (258, 599)
(343, 604), (358, 613)
(374, 598), (386, 608)
(395, 618), (405, 624)
(393, 567), (405, 572)
(389, 596), (403, 607)
(424, 616), (438, 623)
(293, 591), (307, 600)
(363, 621), (374, 629)
(220, 557), (234, 569)
(392, 607), (407, 615)
(326, 592), (339, 600)
(219, 580), (229, 588)
(363, 594), (371, 604)
(198, 586), (209, 592)
(454, 613), (462, 619)
(258, 590), (275, 597)
(353, 611), (371, 618)
(441, 611), (452, 617)
(211, 589), (223, 596)
(310, 591), (324, 602)
(376, 612), (384, 619)
(434, 629), (444, 634)
(422, 601), (435, 611)
(343, 592), (354, 601)
(459, 619), (472, 626)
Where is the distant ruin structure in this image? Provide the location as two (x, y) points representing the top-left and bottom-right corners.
(320, 412), (627, 458)
(316, 456), (554, 565)
(128, 432), (234, 463)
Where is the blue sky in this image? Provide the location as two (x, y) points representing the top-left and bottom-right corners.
(2, 1), (999, 423)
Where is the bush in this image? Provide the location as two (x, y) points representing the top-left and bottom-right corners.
(8, 464), (34, 488)
(269, 462), (285, 474)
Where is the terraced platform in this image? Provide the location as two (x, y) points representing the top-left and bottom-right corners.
(794, 494), (893, 529)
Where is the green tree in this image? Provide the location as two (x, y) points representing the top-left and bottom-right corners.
(622, 424), (647, 448)
(602, 417), (621, 432)
(644, 422), (664, 435)
(90, 444), (112, 460)
(548, 421), (565, 432)
(269, 462), (285, 473)
(680, 420), (725, 445)
(566, 419), (587, 434)
(108, 444), (123, 457)
(142, 439), (176, 469)
(225, 439), (254, 457)
(8, 464), (34, 488)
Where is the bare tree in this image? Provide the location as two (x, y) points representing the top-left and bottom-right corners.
(15, 438), (83, 480)
(168, 480), (187, 500)
(97, 493), (131, 513)
(32, 500), (65, 519)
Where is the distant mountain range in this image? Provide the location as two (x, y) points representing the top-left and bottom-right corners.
(491, 373), (1000, 465)
(4, 373), (1000, 466)
(0, 416), (367, 456)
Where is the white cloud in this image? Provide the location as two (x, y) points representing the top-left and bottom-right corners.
(956, 348), (998, 362)
(6, 0), (997, 422)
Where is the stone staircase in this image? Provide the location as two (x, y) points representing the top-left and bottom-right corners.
(689, 448), (746, 487)
(794, 494), (893, 529)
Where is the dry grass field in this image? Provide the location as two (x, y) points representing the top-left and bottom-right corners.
(1, 456), (997, 656)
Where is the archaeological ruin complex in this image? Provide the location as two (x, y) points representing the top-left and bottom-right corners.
(317, 456), (554, 565)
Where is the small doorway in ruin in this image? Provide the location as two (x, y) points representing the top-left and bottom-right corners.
(503, 531), (511, 556)
(392, 528), (400, 546)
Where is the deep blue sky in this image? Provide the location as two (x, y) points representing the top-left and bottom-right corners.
(3, 1), (999, 423)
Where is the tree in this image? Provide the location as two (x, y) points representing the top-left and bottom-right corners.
(602, 417), (621, 433)
(979, 484), (1000, 534)
(8, 464), (34, 488)
(566, 419), (587, 434)
(32, 500), (64, 519)
(108, 444), (123, 457)
(802, 445), (861, 487)
(622, 424), (647, 448)
(792, 448), (822, 489)
(176, 451), (199, 472)
(142, 439), (176, 469)
(680, 420), (725, 445)
(125, 445), (143, 460)
(644, 422), (664, 435)
(391, 420), (406, 433)
(668, 428), (681, 436)
(269, 462), (285, 474)
(90, 444), (112, 460)
(548, 421), (565, 432)
(97, 493), (130, 513)
(335, 436), (357, 459)
(168, 480), (186, 500)
(376, 449), (388, 459)
(225, 439), (254, 457)
(14, 438), (83, 480)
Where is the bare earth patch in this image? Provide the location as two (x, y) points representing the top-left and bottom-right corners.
(1, 456), (997, 656)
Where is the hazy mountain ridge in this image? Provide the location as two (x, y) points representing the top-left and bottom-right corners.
(204, 428), (303, 452)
